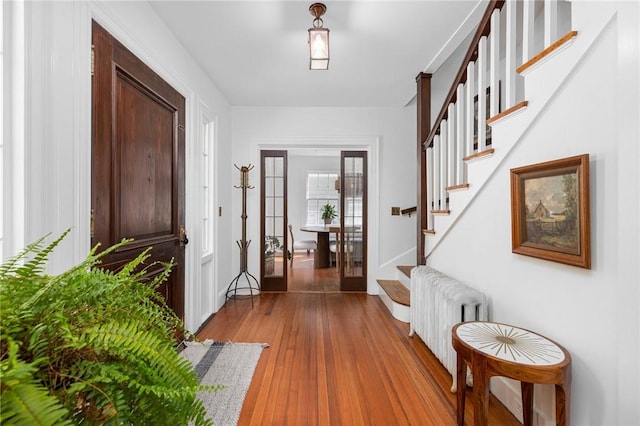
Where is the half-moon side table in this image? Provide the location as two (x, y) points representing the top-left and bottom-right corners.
(451, 321), (571, 426)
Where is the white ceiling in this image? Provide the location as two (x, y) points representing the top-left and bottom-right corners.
(149, 0), (484, 108)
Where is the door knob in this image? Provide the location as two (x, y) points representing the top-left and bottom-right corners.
(179, 226), (189, 247)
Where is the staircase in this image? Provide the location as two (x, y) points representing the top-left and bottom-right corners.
(379, 0), (581, 318)
(418, 0), (607, 258)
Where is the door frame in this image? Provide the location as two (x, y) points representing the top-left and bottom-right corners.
(86, 7), (205, 331)
(25, 2), (217, 332)
(260, 150), (289, 291)
(92, 20), (186, 320)
(339, 150), (368, 291)
(249, 137), (380, 294)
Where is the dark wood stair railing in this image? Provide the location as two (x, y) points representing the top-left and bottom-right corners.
(422, 0), (505, 151)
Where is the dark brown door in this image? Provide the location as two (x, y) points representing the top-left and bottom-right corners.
(260, 150), (288, 291)
(340, 151), (367, 291)
(92, 21), (186, 321)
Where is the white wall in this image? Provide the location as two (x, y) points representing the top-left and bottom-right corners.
(430, 31), (473, 127)
(4, 0), (233, 332)
(229, 106), (417, 299)
(426, 1), (639, 424)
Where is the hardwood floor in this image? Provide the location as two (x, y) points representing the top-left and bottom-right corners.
(287, 252), (340, 292)
(198, 256), (520, 425)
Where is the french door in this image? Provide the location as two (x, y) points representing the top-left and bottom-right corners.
(259, 149), (367, 292)
(260, 151), (288, 291)
(339, 151), (367, 291)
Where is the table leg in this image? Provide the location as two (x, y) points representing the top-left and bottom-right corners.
(314, 232), (330, 268)
(456, 353), (467, 426)
(521, 382), (534, 426)
(472, 354), (489, 426)
(555, 382), (570, 426)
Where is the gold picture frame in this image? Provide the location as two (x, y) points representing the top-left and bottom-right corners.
(510, 154), (591, 269)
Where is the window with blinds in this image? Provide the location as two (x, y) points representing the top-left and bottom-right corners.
(306, 172), (339, 225)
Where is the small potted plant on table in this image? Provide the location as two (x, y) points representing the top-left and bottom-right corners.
(321, 204), (337, 226)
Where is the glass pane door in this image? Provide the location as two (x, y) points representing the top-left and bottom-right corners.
(261, 151), (288, 291)
(340, 151), (367, 291)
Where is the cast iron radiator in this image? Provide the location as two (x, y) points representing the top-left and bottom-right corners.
(409, 265), (487, 392)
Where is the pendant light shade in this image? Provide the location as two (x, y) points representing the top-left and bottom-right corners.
(308, 3), (329, 70)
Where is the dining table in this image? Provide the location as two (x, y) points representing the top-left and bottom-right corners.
(299, 225), (339, 268)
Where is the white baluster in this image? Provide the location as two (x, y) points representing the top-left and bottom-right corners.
(545, 0), (558, 48)
(426, 147), (434, 230)
(433, 136), (441, 211)
(505, 0), (517, 108)
(522, 0), (535, 64)
(490, 9), (501, 117)
(466, 62), (475, 156)
(477, 36), (488, 152)
(447, 103), (456, 187)
(456, 84), (466, 184)
(440, 119), (448, 208)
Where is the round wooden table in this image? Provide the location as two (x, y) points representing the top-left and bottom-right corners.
(451, 321), (571, 426)
(300, 225), (339, 268)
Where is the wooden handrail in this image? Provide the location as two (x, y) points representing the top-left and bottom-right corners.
(423, 0), (505, 149)
(401, 206), (417, 217)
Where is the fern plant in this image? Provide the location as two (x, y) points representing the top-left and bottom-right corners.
(0, 230), (216, 425)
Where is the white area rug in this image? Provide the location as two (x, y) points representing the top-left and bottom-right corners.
(181, 341), (269, 426)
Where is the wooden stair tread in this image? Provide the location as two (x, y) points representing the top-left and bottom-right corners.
(377, 280), (410, 307)
(397, 265), (414, 279)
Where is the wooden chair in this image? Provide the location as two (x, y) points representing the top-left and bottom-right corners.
(329, 226), (354, 270)
(289, 224), (317, 267)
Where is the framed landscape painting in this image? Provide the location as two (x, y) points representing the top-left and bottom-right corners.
(510, 154), (591, 269)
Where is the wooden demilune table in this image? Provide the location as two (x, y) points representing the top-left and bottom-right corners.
(451, 321), (571, 426)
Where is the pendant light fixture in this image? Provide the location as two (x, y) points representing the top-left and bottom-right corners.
(308, 3), (329, 70)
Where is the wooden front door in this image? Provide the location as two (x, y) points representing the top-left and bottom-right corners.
(91, 22), (186, 321)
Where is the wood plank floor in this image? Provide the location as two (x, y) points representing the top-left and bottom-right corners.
(287, 253), (340, 292)
(198, 293), (520, 425)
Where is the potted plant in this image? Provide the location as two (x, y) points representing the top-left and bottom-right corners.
(321, 203), (337, 225)
(0, 230), (216, 425)
(264, 235), (283, 274)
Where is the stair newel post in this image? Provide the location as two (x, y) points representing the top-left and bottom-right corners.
(477, 36), (488, 152)
(225, 164), (260, 303)
(416, 72), (431, 264)
(447, 103), (457, 187)
(456, 84), (466, 185)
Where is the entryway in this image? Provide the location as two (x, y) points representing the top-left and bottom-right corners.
(259, 149), (368, 293)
